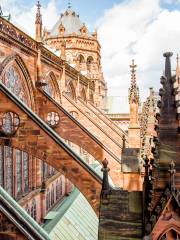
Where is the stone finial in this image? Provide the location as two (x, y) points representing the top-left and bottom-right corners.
(130, 59), (137, 83)
(168, 160), (176, 192)
(143, 156), (150, 178)
(101, 158), (110, 191)
(128, 59), (139, 104)
(35, 1), (42, 42)
(163, 52), (173, 80)
(35, 1), (42, 24)
(122, 134), (126, 150)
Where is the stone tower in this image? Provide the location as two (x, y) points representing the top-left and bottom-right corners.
(43, 4), (107, 109)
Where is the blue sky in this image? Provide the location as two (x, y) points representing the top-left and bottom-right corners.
(2, 0), (180, 112)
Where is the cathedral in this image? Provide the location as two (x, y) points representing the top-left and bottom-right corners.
(0, 1), (179, 240)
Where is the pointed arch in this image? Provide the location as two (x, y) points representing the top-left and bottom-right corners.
(77, 54), (85, 64)
(0, 54), (35, 110)
(42, 71), (61, 102)
(80, 87), (87, 102)
(158, 226), (180, 240)
(66, 81), (76, 100)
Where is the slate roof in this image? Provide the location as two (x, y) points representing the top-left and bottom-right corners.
(50, 8), (90, 37)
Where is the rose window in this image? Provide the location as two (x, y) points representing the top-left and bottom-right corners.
(0, 112), (20, 136)
(47, 112), (60, 127)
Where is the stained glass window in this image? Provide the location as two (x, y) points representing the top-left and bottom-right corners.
(16, 149), (22, 195)
(59, 178), (62, 196)
(5, 146), (13, 196)
(51, 185), (54, 205)
(3, 66), (27, 104)
(42, 79), (53, 97)
(0, 146), (3, 187)
(47, 112), (60, 127)
(46, 188), (50, 211)
(23, 152), (29, 193)
(56, 180), (59, 200)
(31, 199), (36, 220)
(1, 112), (20, 136)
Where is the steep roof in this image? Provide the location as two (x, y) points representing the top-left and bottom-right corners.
(0, 186), (50, 240)
(43, 188), (98, 240)
(49, 7), (89, 37)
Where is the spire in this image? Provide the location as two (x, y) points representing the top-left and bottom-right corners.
(35, 1), (42, 24)
(176, 54), (180, 79)
(35, 1), (42, 42)
(68, 0), (71, 9)
(129, 59), (139, 104)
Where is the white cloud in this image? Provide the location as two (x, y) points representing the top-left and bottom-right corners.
(96, 0), (180, 112)
(1, 0), (59, 37)
(2, 0), (180, 113)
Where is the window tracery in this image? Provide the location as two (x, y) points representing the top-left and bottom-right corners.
(23, 152), (29, 192)
(16, 149), (22, 195)
(0, 146), (3, 187)
(5, 146), (13, 196)
(3, 66), (27, 104)
(47, 112), (60, 127)
(0, 112), (20, 136)
(66, 83), (75, 100)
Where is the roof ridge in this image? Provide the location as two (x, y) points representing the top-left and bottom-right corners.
(0, 186), (50, 240)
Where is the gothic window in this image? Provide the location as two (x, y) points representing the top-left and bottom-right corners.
(0, 146), (3, 187)
(1, 112), (20, 136)
(80, 88), (86, 102)
(31, 199), (36, 220)
(56, 180), (59, 200)
(78, 54), (85, 64)
(89, 92), (94, 103)
(16, 149), (22, 195)
(3, 66), (27, 104)
(58, 177), (63, 197)
(51, 184), (54, 205)
(87, 56), (93, 65)
(87, 56), (93, 71)
(66, 83), (75, 100)
(23, 152), (29, 192)
(5, 146), (13, 196)
(46, 188), (50, 211)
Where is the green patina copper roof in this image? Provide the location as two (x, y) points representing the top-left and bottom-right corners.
(0, 186), (50, 240)
(43, 188), (98, 240)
